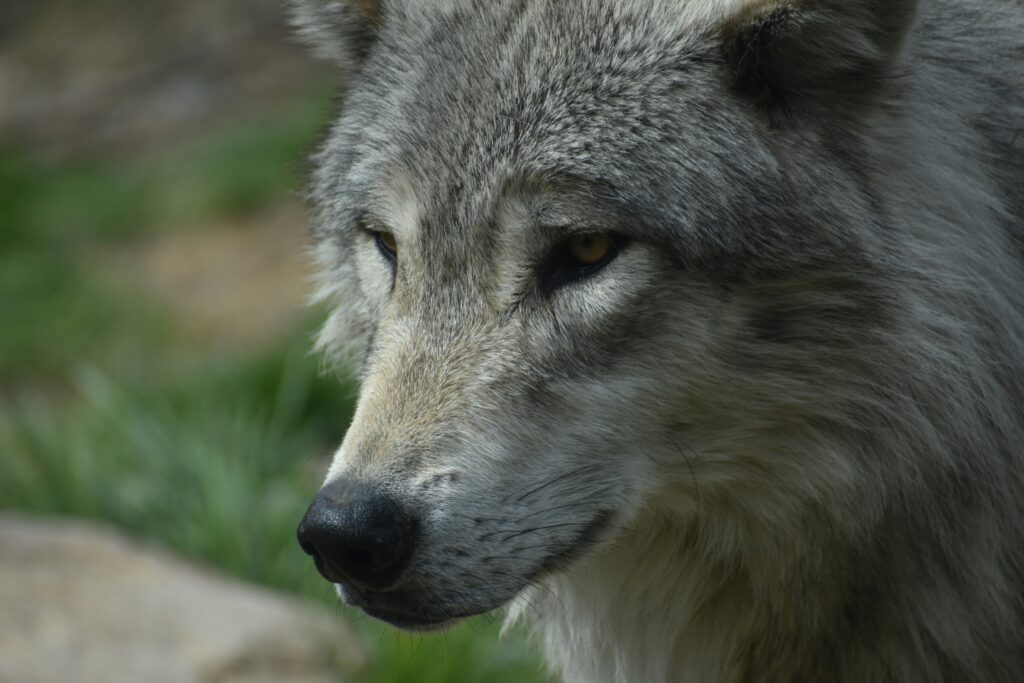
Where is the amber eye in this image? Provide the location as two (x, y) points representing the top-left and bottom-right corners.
(539, 232), (625, 294)
(568, 234), (613, 266)
(375, 231), (398, 262)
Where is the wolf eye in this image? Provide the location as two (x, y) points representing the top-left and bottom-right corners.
(568, 234), (613, 265)
(539, 233), (624, 293)
(374, 231), (398, 263)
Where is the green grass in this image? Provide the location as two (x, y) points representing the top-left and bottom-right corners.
(0, 336), (352, 584)
(0, 247), (172, 391)
(0, 91), (333, 250)
(0, 88), (334, 389)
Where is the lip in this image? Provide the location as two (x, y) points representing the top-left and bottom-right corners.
(336, 583), (487, 631)
(358, 604), (482, 632)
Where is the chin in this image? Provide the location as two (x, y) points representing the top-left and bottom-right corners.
(335, 582), (492, 633)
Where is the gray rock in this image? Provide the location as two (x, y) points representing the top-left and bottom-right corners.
(0, 515), (363, 683)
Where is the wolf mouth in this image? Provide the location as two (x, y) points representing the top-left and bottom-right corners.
(343, 510), (615, 630)
(526, 509), (616, 581)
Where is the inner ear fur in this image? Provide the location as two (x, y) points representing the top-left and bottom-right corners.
(720, 0), (919, 116)
(289, 0), (382, 71)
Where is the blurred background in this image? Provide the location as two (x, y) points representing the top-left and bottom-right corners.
(0, 2), (547, 681)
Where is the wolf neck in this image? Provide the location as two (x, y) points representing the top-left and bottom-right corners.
(520, 506), (891, 683)
(523, 512), (761, 683)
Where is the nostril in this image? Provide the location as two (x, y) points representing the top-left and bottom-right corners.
(327, 536), (409, 590)
(297, 535), (318, 559)
(297, 521), (327, 560)
(342, 547), (377, 577)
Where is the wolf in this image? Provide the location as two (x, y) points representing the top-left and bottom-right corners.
(291, 0), (1024, 680)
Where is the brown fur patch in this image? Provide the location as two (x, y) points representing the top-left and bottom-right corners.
(352, 0), (380, 24)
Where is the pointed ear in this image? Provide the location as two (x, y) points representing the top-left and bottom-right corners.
(289, 0), (382, 71)
(720, 0), (919, 116)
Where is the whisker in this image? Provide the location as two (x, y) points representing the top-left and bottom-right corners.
(506, 463), (603, 504)
(669, 433), (704, 523)
(499, 521), (599, 543)
(478, 520), (595, 542)
(517, 492), (615, 521)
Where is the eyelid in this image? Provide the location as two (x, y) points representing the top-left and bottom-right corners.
(356, 221), (392, 242)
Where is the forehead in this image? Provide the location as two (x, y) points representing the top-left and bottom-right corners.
(330, 0), (773, 254)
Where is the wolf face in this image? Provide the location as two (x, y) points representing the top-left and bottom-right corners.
(293, 0), (1024, 678)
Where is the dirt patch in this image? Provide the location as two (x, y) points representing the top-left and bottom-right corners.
(104, 202), (317, 350)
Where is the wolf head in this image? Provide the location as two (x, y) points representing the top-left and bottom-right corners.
(293, 0), (942, 630)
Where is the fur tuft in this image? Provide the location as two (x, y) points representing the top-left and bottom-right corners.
(288, 0), (380, 71)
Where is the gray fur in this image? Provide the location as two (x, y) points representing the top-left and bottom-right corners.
(292, 0), (1024, 680)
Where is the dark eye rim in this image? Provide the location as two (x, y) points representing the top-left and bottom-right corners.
(538, 233), (628, 295)
(373, 230), (398, 264)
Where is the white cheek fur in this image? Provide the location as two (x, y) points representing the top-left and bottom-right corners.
(355, 237), (396, 308)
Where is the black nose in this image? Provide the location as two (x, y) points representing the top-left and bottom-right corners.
(297, 481), (417, 591)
